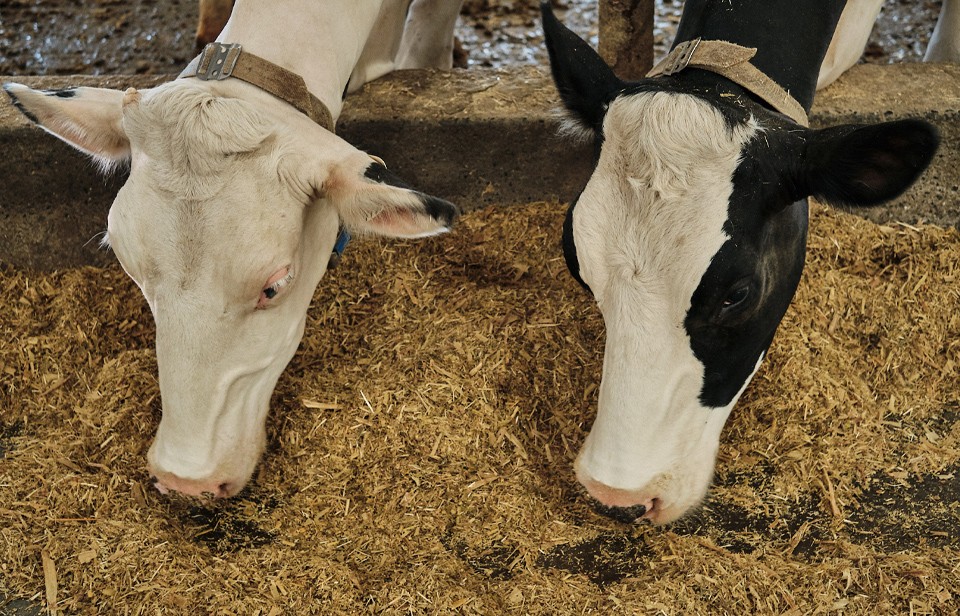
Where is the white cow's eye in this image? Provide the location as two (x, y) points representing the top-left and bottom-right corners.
(257, 267), (294, 309)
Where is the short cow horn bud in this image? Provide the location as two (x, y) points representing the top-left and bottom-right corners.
(122, 87), (141, 108)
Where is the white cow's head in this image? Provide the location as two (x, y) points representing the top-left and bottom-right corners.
(543, 7), (938, 523)
(5, 80), (458, 498)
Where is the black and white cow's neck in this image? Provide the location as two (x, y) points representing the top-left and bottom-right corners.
(670, 0), (847, 115)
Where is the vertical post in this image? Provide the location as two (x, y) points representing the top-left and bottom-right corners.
(598, 0), (655, 80)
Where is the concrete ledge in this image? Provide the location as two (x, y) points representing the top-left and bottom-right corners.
(1, 75), (168, 270)
(1, 65), (958, 270)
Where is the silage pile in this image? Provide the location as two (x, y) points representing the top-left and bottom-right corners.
(0, 201), (957, 614)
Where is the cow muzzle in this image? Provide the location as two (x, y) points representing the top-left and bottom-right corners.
(573, 423), (721, 525)
(145, 412), (266, 499)
(149, 469), (245, 499)
(575, 463), (671, 524)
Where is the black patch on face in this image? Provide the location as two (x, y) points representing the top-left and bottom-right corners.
(364, 161), (459, 227)
(561, 196), (590, 293)
(684, 131), (809, 408)
(3, 85), (39, 124)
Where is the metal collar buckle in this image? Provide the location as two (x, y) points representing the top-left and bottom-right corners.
(196, 43), (243, 81)
(658, 38), (701, 76)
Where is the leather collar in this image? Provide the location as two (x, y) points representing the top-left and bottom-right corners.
(647, 38), (809, 127)
(180, 43), (335, 132)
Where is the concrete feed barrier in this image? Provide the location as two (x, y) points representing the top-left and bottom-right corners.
(1, 64), (957, 270)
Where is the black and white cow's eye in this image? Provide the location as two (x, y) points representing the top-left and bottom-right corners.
(717, 281), (754, 320)
(722, 285), (750, 308)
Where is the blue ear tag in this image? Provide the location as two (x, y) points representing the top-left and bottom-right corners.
(328, 228), (352, 269)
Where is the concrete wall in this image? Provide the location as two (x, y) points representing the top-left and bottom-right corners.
(1, 64), (957, 270)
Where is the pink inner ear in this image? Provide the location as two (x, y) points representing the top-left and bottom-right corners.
(367, 207), (421, 235)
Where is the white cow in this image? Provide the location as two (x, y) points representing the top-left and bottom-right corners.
(819, 0), (960, 89)
(4, 0), (463, 498)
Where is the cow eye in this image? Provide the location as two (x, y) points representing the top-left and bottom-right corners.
(717, 280), (753, 320)
(722, 285), (750, 308)
(257, 267), (293, 309)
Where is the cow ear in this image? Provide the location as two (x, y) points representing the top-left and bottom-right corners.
(3, 83), (132, 169)
(318, 153), (459, 238)
(802, 119), (939, 207)
(541, 1), (624, 140)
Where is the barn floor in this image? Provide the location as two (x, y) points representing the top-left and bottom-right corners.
(0, 0), (940, 77)
(0, 201), (958, 614)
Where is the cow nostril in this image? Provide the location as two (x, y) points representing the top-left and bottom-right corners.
(594, 502), (647, 524)
(150, 476), (170, 495)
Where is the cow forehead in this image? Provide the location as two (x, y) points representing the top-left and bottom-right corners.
(122, 81), (283, 198)
(109, 84), (306, 292)
(574, 92), (760, 306)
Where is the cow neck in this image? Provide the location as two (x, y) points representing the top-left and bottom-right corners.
(668, 0), (847, 114)
(180, 43), (335, 132)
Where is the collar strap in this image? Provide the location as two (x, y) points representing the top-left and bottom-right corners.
(646, 39), (809, 127)
(327, 228), (352, 269)
(180, 43), (335, 132)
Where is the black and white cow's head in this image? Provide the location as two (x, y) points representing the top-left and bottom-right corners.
(543, 5), (939, 524)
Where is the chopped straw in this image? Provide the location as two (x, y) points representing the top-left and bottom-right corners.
(0, 201), (957, 614)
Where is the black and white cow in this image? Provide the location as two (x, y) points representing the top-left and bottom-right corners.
(542, 1), (939, 524)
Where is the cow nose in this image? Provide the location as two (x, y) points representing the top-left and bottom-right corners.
(577, 472), (660, 522)
(594, 502), (648, 523)
(150, 471), (240, 499)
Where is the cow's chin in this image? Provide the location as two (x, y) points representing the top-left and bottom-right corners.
(144, 316), (307, 500)
(572, 398), (731, 525)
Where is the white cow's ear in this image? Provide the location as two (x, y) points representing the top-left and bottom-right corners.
(319, 154), (459, 238)
(3, 83), (131, 168)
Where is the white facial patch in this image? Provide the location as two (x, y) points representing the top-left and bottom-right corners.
(571, 92), (761, 522)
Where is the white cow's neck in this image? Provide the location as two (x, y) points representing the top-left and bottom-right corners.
(214, 0), (384, 121)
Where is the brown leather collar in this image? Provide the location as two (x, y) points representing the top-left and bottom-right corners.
(180, 43), (335, 132)
(647, 39), (809, 127)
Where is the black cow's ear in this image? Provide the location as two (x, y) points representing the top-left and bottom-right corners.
(541, 2), (624, 139)
(801, 119), (939, 207)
